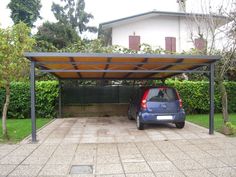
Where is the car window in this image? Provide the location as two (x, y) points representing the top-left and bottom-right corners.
(147, 88), (177, 102)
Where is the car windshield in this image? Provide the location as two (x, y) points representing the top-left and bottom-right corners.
(147, 88), (178, 102)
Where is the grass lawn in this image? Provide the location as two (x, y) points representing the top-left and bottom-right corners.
(187, 113), (236, 133)
(0, 118), (52, 143)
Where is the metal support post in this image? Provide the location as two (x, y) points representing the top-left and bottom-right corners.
(209, 63), (215, 134)
(58, 80), (62, 118)
(30, 61), (36, 142)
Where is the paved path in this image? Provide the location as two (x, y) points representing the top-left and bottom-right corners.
(0, 117), (236, 177)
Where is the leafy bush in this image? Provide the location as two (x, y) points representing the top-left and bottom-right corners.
(165, 80), (236, 113)
(223, 122), (236, 135)
(0, 80), (235, 118)
(0, 81), (58, 118)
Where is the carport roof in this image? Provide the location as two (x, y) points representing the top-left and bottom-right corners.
(24, 52), (220, 80)
(26, 52), (219, 142)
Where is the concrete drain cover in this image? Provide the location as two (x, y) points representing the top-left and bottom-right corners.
(70, 165), (93, 174)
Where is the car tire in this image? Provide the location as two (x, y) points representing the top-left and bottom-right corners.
(175, 122), (185, 129)
(136, 115), (144, 130)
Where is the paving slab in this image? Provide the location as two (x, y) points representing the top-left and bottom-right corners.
(143, 153), (168, 162)
(126, 172), (155, 177)
(22, 155), (49, 165)
(96, 174), (124, 177)
(97, 155), (120, 164)
(120, 154), (145, 163)
(96, 163), (124, 175)
(208, 167), (236, 176)
(123, 162), (152, 173)
(183, 169), (215, 177)
(172, 159), (204, 170)
(148, 161), (178, 172)
(72, 155), (96, 165)
(38, 164), (70, 176)
(0, 117), (235, 177)
(8, 164), (43, 177)
(195, 158), (227, 168)
(0, 164), (17, 176)
(155, 171), (185, 177)
(0, 155), (26, 165)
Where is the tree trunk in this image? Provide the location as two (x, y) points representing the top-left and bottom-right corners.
(218, 80), (229, 123)
(2, 82), (10, 139)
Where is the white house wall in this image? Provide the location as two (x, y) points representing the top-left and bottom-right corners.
(111, 16), (215, 52)
(112, 16), (180, 51)
(181, 17), (215, 51)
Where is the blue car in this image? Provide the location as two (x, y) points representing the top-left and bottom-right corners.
(128, 86), (185, 130)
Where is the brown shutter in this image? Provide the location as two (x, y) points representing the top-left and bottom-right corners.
(165, 37), (172, 51)
(129, 35), (140, 51)
(171, 37), (176, 52)
(194, 38), (206, 50)
(165, 37), (176, 52)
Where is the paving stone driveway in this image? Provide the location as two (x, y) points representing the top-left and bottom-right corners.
(0, 117), (236, 177)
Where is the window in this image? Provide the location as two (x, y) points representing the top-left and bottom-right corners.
(194, 38), (206, 50)
(129, 35), (140, 51)
(147, 88), (178, 102)
(165, 37), (176, 52)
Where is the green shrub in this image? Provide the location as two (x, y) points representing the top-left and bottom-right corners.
(225, 82), (236, 113)
(0, 80), (235, 118)
(223, 122), (236, 135)
(0, 81), (58, 118)
(165, 80), (236, 113)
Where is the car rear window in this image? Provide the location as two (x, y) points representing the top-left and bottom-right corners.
(147, 88), (178, 102)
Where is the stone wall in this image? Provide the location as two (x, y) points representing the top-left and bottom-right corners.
(62, 103), (129, 117)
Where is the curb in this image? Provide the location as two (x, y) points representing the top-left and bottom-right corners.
(186, 121), (225, 137)
(20, 118), (56, 144)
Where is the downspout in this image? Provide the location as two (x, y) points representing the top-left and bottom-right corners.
(178, 16), (181, 52)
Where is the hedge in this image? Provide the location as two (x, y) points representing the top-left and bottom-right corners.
(165, 80), (236, 114)
(0, 80), (235, 118)
(0, 81), (58, 118)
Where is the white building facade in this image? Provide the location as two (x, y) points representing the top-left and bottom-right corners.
(100, 11), (226, 53)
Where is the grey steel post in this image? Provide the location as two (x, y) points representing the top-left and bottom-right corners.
(58, 80), (62, 118)
(209, 63), (215, 134)
(30, 61), (36, 142)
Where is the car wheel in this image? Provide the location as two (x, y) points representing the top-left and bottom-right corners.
(175, 122), (185, 129)
(136, 115), (144, 130)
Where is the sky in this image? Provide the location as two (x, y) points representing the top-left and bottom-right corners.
(0, 0), (232, 38)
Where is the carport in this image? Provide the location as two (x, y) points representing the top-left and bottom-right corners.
(24, 52), (220, 142)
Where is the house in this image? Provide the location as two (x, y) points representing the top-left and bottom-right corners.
(100, 10), (227, 52)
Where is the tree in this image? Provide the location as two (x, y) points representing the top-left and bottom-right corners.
(8, 0), (42, 28)
(51, 0), (97, 34)
(35, 21), (81, 50)
(0, 22), (35, 138)
(185, 1), (236, 128)
(34, 40), (59, 52)
(98, 25), (112, 46)
(215, 6), (236, 124)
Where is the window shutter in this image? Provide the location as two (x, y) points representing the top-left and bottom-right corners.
(194, 38), (206, 50)
(165, 37), (176, 52)
(129, 36), (140, 51)
(171, 37), (176, 52)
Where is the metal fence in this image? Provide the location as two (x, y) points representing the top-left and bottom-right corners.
(62, 86), (138, 105)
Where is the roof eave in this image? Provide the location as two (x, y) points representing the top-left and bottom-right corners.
(100, 10), (228, 29)
(24, 52), (221, 61)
